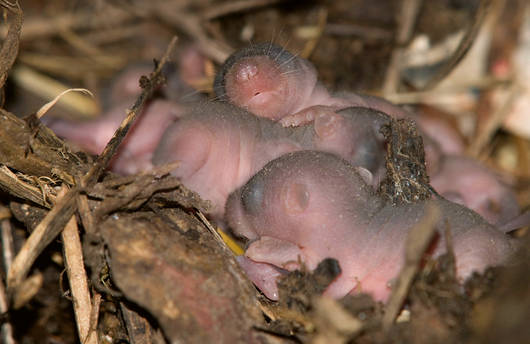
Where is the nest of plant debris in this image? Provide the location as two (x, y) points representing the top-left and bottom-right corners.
(0, 1), (529, 343)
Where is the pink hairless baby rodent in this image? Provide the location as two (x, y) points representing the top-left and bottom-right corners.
(213, 43), (335, 121)
(153, 103), (389, 219)
(47, 99), (182, 175)
(214, 43), (463, 153)
(45, 59), (201, 175)
(46, 44), (521, 226)
(215, 43), (521, 225)
(226, 150), (514, 302)
(430, 155), (520, 226)
(48, 84), (389, 220)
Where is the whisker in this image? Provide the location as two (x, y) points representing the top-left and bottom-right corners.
(277, 52), (299, 69)
(280, 69), (302, 77)
(267, 28), (279, 56)
(273, 33), (290, 62)
(209, 94), (225, 102)
(179, 89), (206, 101)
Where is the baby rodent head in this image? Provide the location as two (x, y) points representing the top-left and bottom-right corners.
(214, 43), (318, 120)
(226, 150), (382, 241)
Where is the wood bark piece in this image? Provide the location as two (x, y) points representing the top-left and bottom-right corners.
(5, 37), (177, 299)
(0, 109), (87, 186)
(0, 0), (23, 91)
(100, 212), (263, 343)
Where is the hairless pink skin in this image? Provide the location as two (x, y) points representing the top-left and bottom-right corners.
(226, 151), (514, 302)
(47, 99), (182, 175)
(430, 155), (520, 226)
(215, 43), (464, 156)
(215, 44), (522, 224)
(214, 44), (335, 121)
(153, 103), (388, 219)
(48, 96), (388, 219)
(47, 56), (205, 175)
(153, 101), (298, 218)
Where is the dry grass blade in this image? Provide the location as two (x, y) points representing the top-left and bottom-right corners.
(35, 87), (95, 119)
(382, 203), (441, 332)
(12, 65), (99, 120)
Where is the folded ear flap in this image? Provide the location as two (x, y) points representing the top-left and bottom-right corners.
(354, 166), (374, 187)
(279, 105), (339, 127)
(440, 191), (465, 205)
(313, 111), (345, 139)
(153, 122), (212, 179)
(498, 210), (530, 233)
(245, 236), (305, 271)
(281, 181), (310, 215)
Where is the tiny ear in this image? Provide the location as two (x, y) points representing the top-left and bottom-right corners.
(280, 105), (336, 127)
(281, 182), (310, 214)
(246, 236), (304, 268)
(153, 123), (212, 179)
(314, 111), (344, 138)
(355, 166), (373, 186)
(441, 191), (465, 205)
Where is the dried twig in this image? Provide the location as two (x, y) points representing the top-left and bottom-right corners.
(0, 207), (15, 344)
(87, 36), (178, 181)
(0, 206), (15, 272)
(382, 203), (441, 332)
(76, 180), (97, 235)
(299, 7), (328, 59)
(0, 277), (15, 344)
(0, 6), (132, 40)
(383, 76), (510, 104)
(202, 0), (284, 20)
(468, 82), (522, 157)
(18, 52), (124, 80)
(324, 23), (393, 41)
(382, 0), (421, 95)
(421, 0), (497, 90)
(58, 26), (123, 68)
(88, 292), (102, 343)
(6, 187), (77, 295)
(148, 3), (232, 63)
(60, 186), (97, 344)
(0, 166), (54, 208)
(6, 37), (178, 299)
